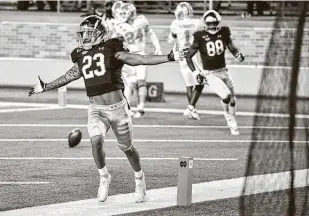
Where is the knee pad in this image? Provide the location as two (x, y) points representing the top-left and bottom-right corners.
(230, 96), (236, 107)
(222, 94), (231, 104)
(137, 82), (146, 89)
(137, 81), (147, 96)
(118, 139), (133, 152)
(90, 135), (103, 148)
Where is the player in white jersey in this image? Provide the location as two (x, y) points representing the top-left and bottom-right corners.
(168, 2), (205, 120)
(116, 3), (162, 118)
(106, 1), (124, 39)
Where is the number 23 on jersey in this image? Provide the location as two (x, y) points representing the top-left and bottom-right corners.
(82, 53), (106, 79)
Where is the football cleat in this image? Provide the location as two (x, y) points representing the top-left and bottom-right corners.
(97, 173), (112, 202)
(133, 110), (145, 118)
(183, 106), (200, 120)
(134, 173), (147, 203)
(224, 113), (240, 135)
(68, 128), (82, 148)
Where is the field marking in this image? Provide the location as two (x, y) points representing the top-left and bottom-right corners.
(0, 123), (307, 130)
(1, 101), (309, 118)
(0, 157), (238, 161)
(0, 138), (307, 143)
(0, 107), (62, 113)
(1, 169), (308, 216)
(0, 182), (50, 185)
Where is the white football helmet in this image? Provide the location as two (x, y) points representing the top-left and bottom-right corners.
(112, 1), (124, 21)
(120, 3), (137, 23)
(174, 2), (193, 20)
(203, 10), (221, 34)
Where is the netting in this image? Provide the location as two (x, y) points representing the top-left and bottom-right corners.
(240, 2), (309, 216)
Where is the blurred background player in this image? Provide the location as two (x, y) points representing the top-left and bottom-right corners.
(185, 10), (245, 135)
(168, 2), (205, 120)
(115, 3), (162, 118)
(108, 0), (124, 38)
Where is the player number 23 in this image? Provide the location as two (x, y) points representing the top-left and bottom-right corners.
(82, 53), (105, 79)
(206, 40), (224, 56)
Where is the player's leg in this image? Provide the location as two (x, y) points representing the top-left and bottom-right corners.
(180, 59), (203, 120)
(206, 72), (239, 134)
(87, 105), (112, 202)
(122, 64), (136, 117)
(111, 100), (147, 202)
(134, 65), (147, 118)
(222, 69), (239, 135)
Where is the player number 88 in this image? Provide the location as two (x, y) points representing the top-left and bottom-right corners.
(206, 40), (224, 56)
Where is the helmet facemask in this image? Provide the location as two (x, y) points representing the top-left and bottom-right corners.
(112, 1), (124, 21)
(77, 16), (108, 50)
(203, 10), (221, 34)
(120, 3), (136, 23)
(205, 16), (220, 34)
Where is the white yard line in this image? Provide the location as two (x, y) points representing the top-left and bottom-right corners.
(1, 169), (308, 216)
(0, 182), (50, 185)
(0, 138), (307, 143)
(0, 157), (238, 161)
(0, 107), (62, 113)
(1, 101), (309, 118)
(0, 123), (307, 130)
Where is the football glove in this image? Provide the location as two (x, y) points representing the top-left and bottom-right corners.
(28, 76), (46, 97)
(192, 70), (205, 85)
(235, 53), (245, 62)
(167, 49), (179, 61)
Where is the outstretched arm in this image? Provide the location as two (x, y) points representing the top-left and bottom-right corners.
(29, 63), (82, 96)
(45, 64), (82, 90)
(226, 36), (245, 62)
(115, 50), (176, 66)
(146, 27), (161, 54)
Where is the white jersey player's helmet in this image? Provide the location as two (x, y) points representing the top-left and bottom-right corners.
(120, 3), (137, 23)
(174, 2), (193, 20)
(203, 10), (221, 34)
(112, 1), (124, 21)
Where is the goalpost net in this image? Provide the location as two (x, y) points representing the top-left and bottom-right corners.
(240, 2), (309, 216)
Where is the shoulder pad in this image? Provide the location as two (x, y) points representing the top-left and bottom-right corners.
(105, 37), (129, 52)
(136, 15), (149, 25)
(70, 47), (82, 63)
(221, 26), (231, 37)
(193, 30), (204, 38)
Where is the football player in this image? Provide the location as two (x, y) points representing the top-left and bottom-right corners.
(115, 3), (162, 118)
(168, 2), (205, 120)
(185, 10), (245, 135)
(107, 0), (124, 38)
(29, 15), (178, 203)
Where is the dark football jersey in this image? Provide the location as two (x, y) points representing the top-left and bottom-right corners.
(192, 26), (231, 70)
(71, 38), (127, 97)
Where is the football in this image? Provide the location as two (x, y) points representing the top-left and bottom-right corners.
(68, 128), (82, 148)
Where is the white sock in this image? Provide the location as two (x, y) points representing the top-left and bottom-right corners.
(98, 166), (108, 177)
(138, 102), (145, 111)
(188, 104), (194, 110)
(230, 104), (236, 117)
(134, 170), (143, 179)
(221, 100), (229, 113)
